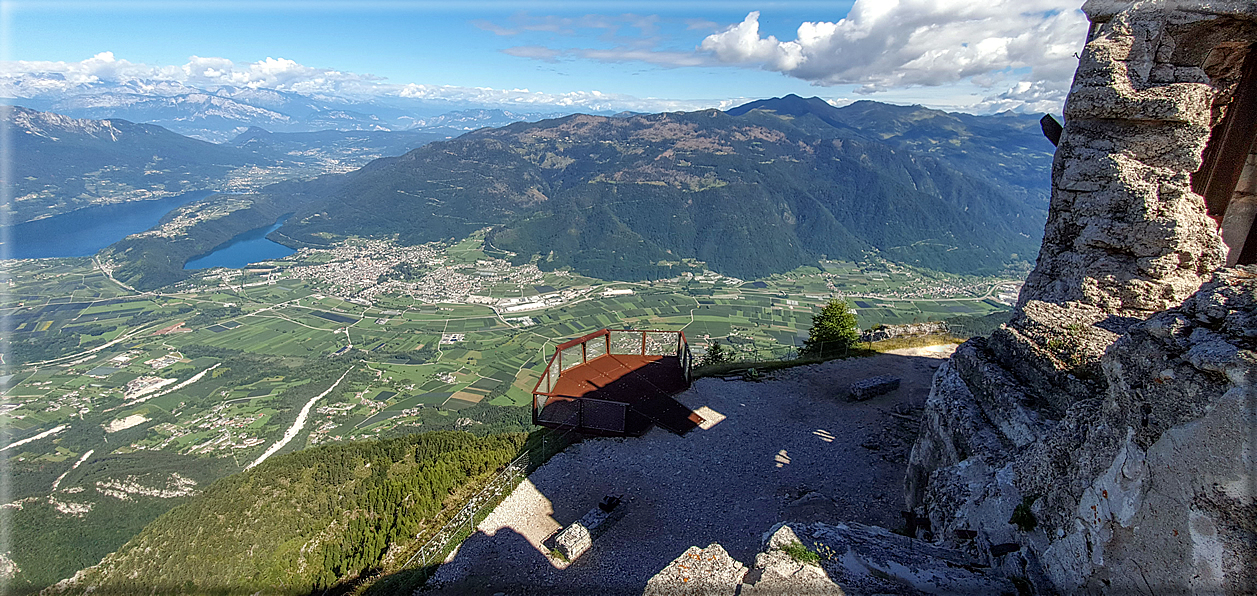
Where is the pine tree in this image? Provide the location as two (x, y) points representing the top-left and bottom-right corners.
(700, 341), (731, 366)
(802, 300), (859, 357)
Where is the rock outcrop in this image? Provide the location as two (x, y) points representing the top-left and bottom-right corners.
(910, 268), (1255, 593)
(905, 2), (1257, 593)
(645, 523), (1016, 596)
(1017, 0), (1256, 314)
(644, 543), (748, 596)
(861, 322), (949, 343)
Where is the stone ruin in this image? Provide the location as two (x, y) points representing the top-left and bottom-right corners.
(904, 1), (1257, 593)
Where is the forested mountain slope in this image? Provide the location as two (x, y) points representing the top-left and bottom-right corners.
(277, 100), (1050, 280)
(728, 95), (1054, 210)
(53, 431), (527, 595)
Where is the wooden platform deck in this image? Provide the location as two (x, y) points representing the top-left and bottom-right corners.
(537, 353), (701, 436)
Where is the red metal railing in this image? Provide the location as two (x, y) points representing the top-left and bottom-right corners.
(532, 329), (692, 433)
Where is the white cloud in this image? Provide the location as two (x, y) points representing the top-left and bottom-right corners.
(501, 46), (563, 62)
(395, 82), (735, 113)
(972, 80), (1069, 114)
(0, 52), (740, 113)
(1, 52), (382, 98)
(700, 2), (1087, 110)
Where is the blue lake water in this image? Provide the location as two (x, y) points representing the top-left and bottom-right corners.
(2, 191), (213, 259)
(184, 218), (295, 270)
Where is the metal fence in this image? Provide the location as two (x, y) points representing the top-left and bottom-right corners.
(397, 414), (580, 585)
(693, 339), (858, 368)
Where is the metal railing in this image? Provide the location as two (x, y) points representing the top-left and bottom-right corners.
(398, 411), (580, 585)
(532, 329), (692, 431)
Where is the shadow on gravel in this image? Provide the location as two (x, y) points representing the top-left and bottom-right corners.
(416, 351), (954, 596)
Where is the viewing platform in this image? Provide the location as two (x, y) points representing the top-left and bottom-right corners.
(532, 329), (702, 437)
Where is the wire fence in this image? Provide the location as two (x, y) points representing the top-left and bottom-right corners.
(396, 411), (581, 585)
(695, 339), (857, 368)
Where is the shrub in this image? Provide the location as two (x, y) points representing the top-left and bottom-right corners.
(801, 300), (859, 357)
(781, 541), (820, 565)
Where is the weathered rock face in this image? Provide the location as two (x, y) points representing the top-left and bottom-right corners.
(1017, 1), (1257, 314)
(909, 268), (1256, 594)
(907, 3), (1257, 593)
(643, 543), (748, 596)
(748, 522), (1016, 596)
(861, 322), (948, 343)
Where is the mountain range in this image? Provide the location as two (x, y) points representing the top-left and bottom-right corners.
(7, 78), (582, 142)
(2, 106), (257, 224)
(272, 95), (1052, 281)
(8, 95), (1055, 289)
(1, 105), (552, 225)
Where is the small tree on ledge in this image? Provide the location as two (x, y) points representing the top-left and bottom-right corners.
(801, 299), (859, 358)
(699, 341), (730, 367)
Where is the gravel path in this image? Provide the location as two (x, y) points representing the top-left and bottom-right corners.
(425, 348), (953, 596)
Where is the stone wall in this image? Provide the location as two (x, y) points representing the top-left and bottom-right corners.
(905, 2), (1257, 593)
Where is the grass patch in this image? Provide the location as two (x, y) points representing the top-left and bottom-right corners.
(691, 334), (962, 380)
(868, 333), (964, 352)
(781, 541), (820, 566)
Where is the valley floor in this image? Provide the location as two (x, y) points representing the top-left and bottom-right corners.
(424, 347), (955, 595)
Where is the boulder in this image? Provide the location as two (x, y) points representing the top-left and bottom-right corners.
(643, 543), (747, 596)
(753, 522), (1016, 596)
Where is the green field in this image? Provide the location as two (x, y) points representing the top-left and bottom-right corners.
(0, 233), (1017, 590)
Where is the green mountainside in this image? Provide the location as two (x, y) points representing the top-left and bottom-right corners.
(51, 431), (527, 596)
(729, 95), (1053, 210)
(276, 99), (1050, 281)
(99, 193), (295, 290)
(2, 107), (258, 224)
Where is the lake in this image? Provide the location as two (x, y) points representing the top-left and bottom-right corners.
(2, 191), (213, 260)
(183, 218), (295, 270)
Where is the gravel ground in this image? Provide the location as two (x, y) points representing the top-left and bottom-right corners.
(424, 348), (954, 596)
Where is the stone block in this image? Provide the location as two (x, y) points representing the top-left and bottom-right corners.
(554, 500), (624, 561)
(847, 374), (899, 401)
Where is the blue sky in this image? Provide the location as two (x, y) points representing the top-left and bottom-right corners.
(3, 0), (1088, 113)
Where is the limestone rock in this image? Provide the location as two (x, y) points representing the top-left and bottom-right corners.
(643, 543), (747, 596)
(906, 2), (1257, 592)
(762, 521), (1016, 596)
(1017, 1), (1252, 314)
(908, 266), (1257, 594)
(743, 524), (844, 596)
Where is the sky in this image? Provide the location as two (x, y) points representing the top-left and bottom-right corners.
(2, 0), (1089, 114)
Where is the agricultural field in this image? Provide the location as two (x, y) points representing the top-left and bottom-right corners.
(2, 234), (1017, 457)
(0, 231), (1017, 590)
